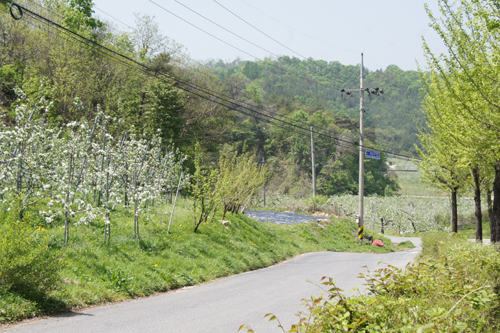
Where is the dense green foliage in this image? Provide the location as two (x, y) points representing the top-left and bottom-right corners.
(417, 0), (500, 241)
(0, 199), (399, 324)
(207, 57), (425, 156)
(216, 145), (268, 219)
(0, 201), (61, 295)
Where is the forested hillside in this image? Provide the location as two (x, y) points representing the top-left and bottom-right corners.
(207, 57), (425, 156)
(0, 0), (424, 197)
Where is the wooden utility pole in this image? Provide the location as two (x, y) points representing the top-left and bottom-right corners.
(311, 126), (316, 197)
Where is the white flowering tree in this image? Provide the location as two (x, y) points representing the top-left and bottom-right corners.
(328, 194), (487, 234)
(0, 92), (56, 221)
(0, 93), (190, 244)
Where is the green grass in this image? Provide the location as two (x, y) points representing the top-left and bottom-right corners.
(0, 198), (408, 325)
(388, 158), (445, 197)
(460, 220), (491, 240)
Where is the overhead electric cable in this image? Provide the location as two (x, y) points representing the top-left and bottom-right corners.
(6, 1), (419, 161)
(148, 0), (258, 60)
(172, 0), (281, 58)
(92, 1), (380, 135)
(235, 0), (383, 69)
(172, 129), (262, 141)
(213, 0), (307, 60)
(149, 0), (334, 90)
(238, 0), (358, 55)
(94, 6), (133, 30)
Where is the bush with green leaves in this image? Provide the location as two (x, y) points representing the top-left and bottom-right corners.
(191, 143), (219, 233)
(0, 201), (61, 294)
(191, 143), (268, 232)
(217, 148), (268, 219)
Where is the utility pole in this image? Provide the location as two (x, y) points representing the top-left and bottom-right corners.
(358, 55), (365, 242)
(262, 156), (266, 206)
(311, 126), (316, 197)
(340, 53), (384, 242)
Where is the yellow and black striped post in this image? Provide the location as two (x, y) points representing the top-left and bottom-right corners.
(358, 225), (364, 241)
(356, 216), (363, 243)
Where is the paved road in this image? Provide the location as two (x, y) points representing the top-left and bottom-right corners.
(2, 212), (421, 333)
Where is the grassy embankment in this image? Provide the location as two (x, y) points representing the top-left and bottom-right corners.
(0, 198), (408, 325)
(252, 233), (500, 332)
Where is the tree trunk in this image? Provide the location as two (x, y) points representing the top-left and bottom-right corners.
(194, 215), (204, 233)
(222, 204), (228, 220)
(487, 187), (493, 229)
(451, 187), (458, 233)
(472, 167), (482, 242)
(491, 164), (500, 243)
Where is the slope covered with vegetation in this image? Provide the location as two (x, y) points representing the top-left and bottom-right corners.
(207, 57), (425, 156)
(0, 0), (427, 198)
(0, 199), (400, 324)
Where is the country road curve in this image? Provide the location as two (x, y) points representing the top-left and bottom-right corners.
(2, 236), (420, 333)
(2, 209), (421, 333)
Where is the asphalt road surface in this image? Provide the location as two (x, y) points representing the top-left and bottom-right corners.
(3, 211), (421, 333)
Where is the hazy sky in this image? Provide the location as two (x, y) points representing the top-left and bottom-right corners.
(92, 0), (447, 71)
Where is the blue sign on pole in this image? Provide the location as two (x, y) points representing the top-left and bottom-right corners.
(365, 150), (380, 159)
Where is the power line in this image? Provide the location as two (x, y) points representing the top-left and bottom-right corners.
(259, 160), (418, 173)
(172, 0), (281, 58)
(171, 130), (261, 141)
(149, 0), (258, 61)
(94, 6), (133, 30)
(92, 1), (387, 143)
(6, 1), (418, 162)
(148, 0), (333, 91)
(91, 4), (292, 122)
(236, 1), (384, 69)
(213, 0), (307, 60)
(145, 1), (338, 122)
(237, 0), (358, 55)
(30, 0), (386, 140)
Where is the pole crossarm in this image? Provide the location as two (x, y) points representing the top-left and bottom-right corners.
(340, 87), (384, 97)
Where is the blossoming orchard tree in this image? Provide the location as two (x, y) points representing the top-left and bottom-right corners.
(0, 92), (189, 244)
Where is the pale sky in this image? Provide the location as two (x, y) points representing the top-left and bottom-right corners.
(92, 0), (446, 71)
